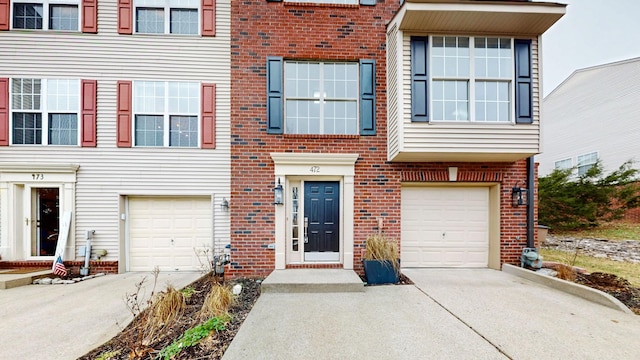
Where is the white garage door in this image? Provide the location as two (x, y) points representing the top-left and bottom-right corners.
(128, 196), (212, 271)
(401, 187), (489, 268)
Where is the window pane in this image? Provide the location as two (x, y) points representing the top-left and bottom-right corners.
(49, 114), (78, 145)
(432, 80), (468, 121)
(170, 8), (197, 35)
(285, 62), (320, 98)
(13, 3), (43, 29)
(285, 100), (320, 134)
(134, 81), (165, 113)
(324, 101), (357, 135)
(136, 8), (164, 34)
(169, 116), (197, 147)
(168, 82), (198, 114)
(12, 79), (41, 110)
(47, 79), (79, 112)
(475, 81), (510, 122)
(432, 36), (469, 78)
(49, 4), (78, 31)
(474, 37), (512, 79)
(324, 63), (358, 99)
(135, 115), (164, 146)
(12, 113), (42, 144)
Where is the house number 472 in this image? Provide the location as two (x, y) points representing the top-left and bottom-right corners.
(310, 166), (320, 173)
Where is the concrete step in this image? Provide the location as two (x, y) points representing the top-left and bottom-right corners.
(262, 269), (365, 293)
(0, 270), (53, 290)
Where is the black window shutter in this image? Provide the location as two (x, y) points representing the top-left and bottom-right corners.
(411, 36), (429, 122)
(266, 56), (284, 134)
(359, 59), (376, 136)
(515, 39), (533, 124)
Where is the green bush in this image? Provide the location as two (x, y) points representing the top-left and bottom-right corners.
(539, 161), (640, 231)
(156, 315), (230, 360)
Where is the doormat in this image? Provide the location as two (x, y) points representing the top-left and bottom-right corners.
(0, 268), (50, 275)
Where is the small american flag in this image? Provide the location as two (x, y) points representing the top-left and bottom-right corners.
(53, 256), (67, 277)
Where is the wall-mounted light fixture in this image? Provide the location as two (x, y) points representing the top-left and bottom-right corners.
(511, 182), (528, 207)
(221, 198), (229, 212)
(273, 178), (284, 205)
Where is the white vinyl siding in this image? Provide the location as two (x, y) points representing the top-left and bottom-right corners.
(0, 0), (231, 262)
(387, 32), (540, 162)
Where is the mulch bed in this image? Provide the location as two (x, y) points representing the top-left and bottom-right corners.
(78, 275), (262, 360)
(575, 272), (640, 315)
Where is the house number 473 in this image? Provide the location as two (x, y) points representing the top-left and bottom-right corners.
(32, 173), (44, 180)
(310, 166), (320, 173)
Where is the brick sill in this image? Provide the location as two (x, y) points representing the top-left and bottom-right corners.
(283, 134), (360, 139)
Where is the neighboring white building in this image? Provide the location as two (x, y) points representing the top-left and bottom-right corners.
(0, 0), (230, 272)
(537, 57), (640, 176)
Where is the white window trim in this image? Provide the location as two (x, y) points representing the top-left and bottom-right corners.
(429, 35), (515, 124)
(133, 0), (200, 36)
(9, 78), (81, 146)
(283, 61), (360, 135)
(10, 0), (81, 31)
(132, 80), (201, 148)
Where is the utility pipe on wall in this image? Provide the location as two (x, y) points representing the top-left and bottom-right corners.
(526, 157), (535, 248)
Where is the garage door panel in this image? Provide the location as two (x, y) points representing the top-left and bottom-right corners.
(402, 187), (489, 268)
(129, 197), (212, 272)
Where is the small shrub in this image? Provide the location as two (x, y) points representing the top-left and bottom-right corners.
(156, 315), (230, 360)
(556, 264), (577, 282)
(199, 284), (236, 320)
(363, 233), (399, 262)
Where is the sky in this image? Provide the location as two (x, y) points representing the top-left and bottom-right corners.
(541, 0), (640, 96)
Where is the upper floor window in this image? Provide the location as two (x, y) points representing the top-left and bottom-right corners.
(430, 36), (512, 122)
(284, 62), (359, 135)
(554, 158), (572, 171)
(411, 36), (532, 124)
(133, 81), (199, 147)
(134, 0), (198, 35)
(12, 0), (79, 31)
(577, 152), (598, 176)
(11, 78), (80, 145)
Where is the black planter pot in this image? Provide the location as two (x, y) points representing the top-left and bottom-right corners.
(362, 259), (400, 285)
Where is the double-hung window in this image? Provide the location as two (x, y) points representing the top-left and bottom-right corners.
(266, 57), (376, 136)
(134, 0), (198, 35)
(133, 81), (199, 147)
(554, 158), (572, 171)
(430, 36), (512, 122)
(411, 36), (532, 124)
(12, 0), (80, 31)
(11, 78), (80, 145)
(577, 152), (598, 176)
(284, 62), (359, 135)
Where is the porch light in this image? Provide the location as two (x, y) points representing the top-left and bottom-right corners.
(511, 182), (527, 207)
(221, 198), (230, 212)
(273, 178), (284, 205)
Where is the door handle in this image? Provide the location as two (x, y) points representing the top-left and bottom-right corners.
(304, 217), (309, 243)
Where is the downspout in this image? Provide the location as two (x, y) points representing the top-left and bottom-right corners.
(526, 157), (535, 248)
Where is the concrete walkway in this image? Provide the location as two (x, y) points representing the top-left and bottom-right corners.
(0, 271), (201, 360)
(224, 268), (640, 360)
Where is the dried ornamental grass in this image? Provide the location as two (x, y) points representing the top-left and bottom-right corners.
(364, 233), (400, 273)
(148, 285), (186, 330)
(556, 263), (577, 282)
(199, 284), (236, 320)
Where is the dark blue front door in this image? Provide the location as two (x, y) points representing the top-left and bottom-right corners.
(304, 181), (339, 253)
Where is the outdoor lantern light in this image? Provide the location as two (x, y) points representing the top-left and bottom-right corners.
(511, 182), (527, 207)
(221, 198), (229, 212)
(273, 178), (284, 205)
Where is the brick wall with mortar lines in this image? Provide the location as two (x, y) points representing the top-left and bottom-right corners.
(230, 0), (537, 277)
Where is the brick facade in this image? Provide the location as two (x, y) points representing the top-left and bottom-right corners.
(230, 0), (538, 277)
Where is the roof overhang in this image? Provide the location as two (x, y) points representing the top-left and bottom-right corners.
(392, 0), (566, 36)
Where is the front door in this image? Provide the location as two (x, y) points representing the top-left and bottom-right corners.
(304, 181), (340, 261)
(30, 187), (60, 257)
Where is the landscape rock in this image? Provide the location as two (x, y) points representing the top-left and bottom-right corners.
(543, 235), (640, 263)
(39, 278), (53, 285)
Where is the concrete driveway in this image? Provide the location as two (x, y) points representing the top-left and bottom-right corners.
(224, 268), (640, 360)
(0, 271), (201, 360)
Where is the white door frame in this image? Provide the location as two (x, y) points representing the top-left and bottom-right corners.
(0, 163), (78, 261)
(271, 153), (358, 270)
